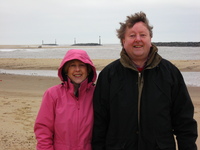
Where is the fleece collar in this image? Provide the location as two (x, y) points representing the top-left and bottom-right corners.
(120, 44), (162, 71)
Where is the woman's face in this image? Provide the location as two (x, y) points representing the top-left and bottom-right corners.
(65, 60), (88, 84)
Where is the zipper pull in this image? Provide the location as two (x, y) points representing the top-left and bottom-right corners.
(138, 72), (141, 78)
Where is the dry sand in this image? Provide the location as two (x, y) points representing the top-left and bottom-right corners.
(0, 58), (200, 149)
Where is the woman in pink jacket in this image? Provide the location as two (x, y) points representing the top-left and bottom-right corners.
(34, 49), (97, 150)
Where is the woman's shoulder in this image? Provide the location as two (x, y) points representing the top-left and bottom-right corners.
(44, 83), (66, 96)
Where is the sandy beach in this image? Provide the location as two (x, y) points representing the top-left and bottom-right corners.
(0, 57), (200, 149)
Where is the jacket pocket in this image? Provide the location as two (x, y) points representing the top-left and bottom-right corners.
(156, 135), (176, 150)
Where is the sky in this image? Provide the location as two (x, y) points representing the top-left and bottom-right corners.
(0, 0), (200, 45)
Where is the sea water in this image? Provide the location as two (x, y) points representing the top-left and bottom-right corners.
(0, 44), (200, 60)
(0, 44), (200, 87)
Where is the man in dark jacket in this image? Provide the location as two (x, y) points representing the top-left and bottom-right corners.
(92, 11), (198, 150)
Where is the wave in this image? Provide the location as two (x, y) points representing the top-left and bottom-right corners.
(0, 49), (19, 52)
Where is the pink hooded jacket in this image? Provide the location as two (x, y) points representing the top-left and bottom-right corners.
(34, 49), (97, 150)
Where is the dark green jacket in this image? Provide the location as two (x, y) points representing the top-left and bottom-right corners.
(92, 44), (197, 150)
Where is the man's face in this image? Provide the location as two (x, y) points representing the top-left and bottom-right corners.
(122, 22), (152, 61)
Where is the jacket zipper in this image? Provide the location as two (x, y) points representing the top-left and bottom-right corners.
(76, 98), (80, 145)
(137, 72), (144, 129)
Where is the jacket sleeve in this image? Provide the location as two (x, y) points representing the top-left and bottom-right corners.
(92, 69), (110, 150)
(171, 68), (198, 150)
(34, 89), (56, 150)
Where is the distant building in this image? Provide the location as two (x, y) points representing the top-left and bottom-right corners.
(42, 40), (58, 46)
(72, 36), (102, 46)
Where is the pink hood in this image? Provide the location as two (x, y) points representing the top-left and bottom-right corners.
(58, 49), (97, 82)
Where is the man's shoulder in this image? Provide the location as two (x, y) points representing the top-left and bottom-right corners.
(160, 59), (177, 68)
(159, 59), (180, 74)
(99, 59), (122, 76)
(105, 59), (121, 68)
